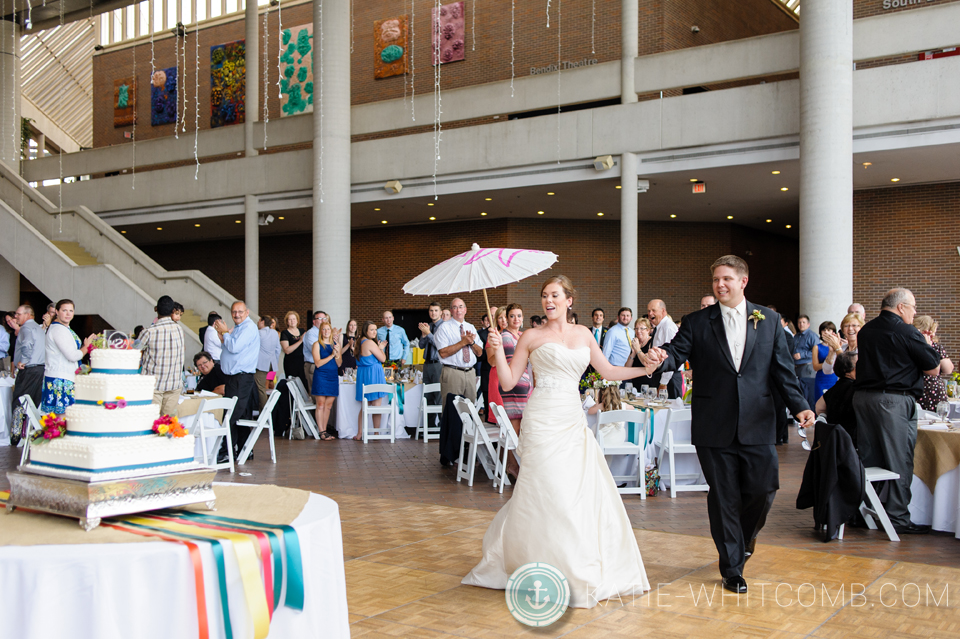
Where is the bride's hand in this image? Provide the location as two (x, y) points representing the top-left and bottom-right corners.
(486, 330), (503, 351)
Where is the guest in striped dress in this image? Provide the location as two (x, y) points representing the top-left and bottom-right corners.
(497, 303), (532, 478)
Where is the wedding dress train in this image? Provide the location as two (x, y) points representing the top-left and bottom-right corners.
(462, 343), (650, 608)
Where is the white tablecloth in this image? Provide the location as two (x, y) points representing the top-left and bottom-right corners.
(335, 381), (423, 440)
(909, 468), (960, 539)
(0, 376), (15, 446)
(0, 487), (350, 639)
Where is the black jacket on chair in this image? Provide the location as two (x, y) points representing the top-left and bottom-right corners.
(796, 421), (866, 541)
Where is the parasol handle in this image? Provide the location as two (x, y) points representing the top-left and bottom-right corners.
(481, 288), (498, 334)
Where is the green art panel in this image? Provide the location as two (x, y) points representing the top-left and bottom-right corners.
(280, 24), (314, 117)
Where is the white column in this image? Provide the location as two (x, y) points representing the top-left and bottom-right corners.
(244, 194), (259, 315)
(799, 0), (853, 327)
(0, 19), (21, 171)
(312, 0), (351, 325)
(244, 0), (259, 157)
(621, 0), (638, 104)
(620, 153), (638, 315)
(0, 255), (19, 310)
(35, 132), (45, 160)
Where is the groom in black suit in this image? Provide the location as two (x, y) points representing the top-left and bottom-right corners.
(647, 255), (814, 594)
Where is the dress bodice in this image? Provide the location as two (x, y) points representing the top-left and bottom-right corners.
(529, 343), (590, 395)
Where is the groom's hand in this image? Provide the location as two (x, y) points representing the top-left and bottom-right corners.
(647, 347), (667, 365)
(795, 410), (815, 428)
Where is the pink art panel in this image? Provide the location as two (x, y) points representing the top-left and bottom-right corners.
(431, 1), (465, 66)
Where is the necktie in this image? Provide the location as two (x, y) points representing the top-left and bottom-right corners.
(595, 328), (601, 343)
(460, 324), (470, 364)
(725, 309), (740, 369)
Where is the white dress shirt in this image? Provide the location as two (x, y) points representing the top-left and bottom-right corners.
(650, 316), (679, 385)
(601, 323), (634, 367)
(257, 327), (282, 372)
(434, 319), (483, 368)
(720, 299), (747, 371)
(203, 325), (223, 361)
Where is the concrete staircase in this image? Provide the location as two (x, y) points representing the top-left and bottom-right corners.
(0, 162), (236, 357)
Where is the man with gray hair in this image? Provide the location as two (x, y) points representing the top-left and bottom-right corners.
(647, 299), (681, 398)
(853, 287), (940, 534)
(847, 303), (866, 322)
(10, 305), (45, 444)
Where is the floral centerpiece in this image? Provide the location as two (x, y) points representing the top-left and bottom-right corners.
(579, 372), (621, 392)
(88, 333), (134, 352)
(32, 413), (67, 441)
(153, 415), (187, 438)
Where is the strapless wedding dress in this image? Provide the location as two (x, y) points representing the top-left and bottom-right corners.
(462, 343), (650, 607)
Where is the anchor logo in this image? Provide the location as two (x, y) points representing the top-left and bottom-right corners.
(525, 580), (551, 609)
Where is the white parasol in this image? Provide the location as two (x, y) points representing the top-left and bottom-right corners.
(403, 243), (559, 313)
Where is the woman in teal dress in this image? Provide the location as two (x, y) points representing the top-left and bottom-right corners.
(354, 321), (388, 440)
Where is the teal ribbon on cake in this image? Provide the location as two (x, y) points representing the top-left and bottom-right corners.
(66, 430), (156, 437)
(75, 399), (153, 406)
(90, 368), (141, 375)
(29, 458), (195, 473)
(168, 510), (306, 611)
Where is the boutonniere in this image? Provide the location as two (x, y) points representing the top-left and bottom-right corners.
(750, 309), (766, 330)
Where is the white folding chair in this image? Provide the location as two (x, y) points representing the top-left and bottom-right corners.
(656, 408), (709, 498)
(361, 383), (398, 443)
(454, 396), (500, 486)
(596, 409), (648, 498)
(837, 467), (902, 542)
(416, 383), (442, 443)
(490, 402), (520, 493)
(237, 389), (283, 465)
(288, 377), (321, 440)
(193, 396), (238, 473)
(18, 395), (44, 466)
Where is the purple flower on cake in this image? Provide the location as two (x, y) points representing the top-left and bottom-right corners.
(103, 397), (127, 410)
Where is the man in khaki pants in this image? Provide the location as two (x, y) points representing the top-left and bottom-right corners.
(140, 295), (185, 417)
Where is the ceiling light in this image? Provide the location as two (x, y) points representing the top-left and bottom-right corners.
(537, 211), (545, 215)
(235, 220), (241, 224)
(374, 208), (381, 211)
(891, 178), (900, 182)
(786, 224), (792, 229)
(485, 197), (492, 201)
(429, 216), (436, 220)
(771, 170), (780, 175)
(862, 162), (872, 167)
(427, 203), (435, 206)
(766, 219), (772, 223)
(121, 230), (127, 234)
(194, 223), (201, 227)
(689, 178), (698, 182)
(726, 216), (733, 220)
(547, 192), (555, 196)
(597, 212), (604, 216)
(278, 216), (284, 220)
(156, 227), (162, 230)
(381, 220), (388, 224)
(670, 214), (677, 218)
(615, 185), (622, 189)
(780, 187), (789, 191)
(480, 212), (488, 216)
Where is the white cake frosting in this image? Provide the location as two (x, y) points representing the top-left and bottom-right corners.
(65, 403), (161, 436)
(90, 348), (143, 373)
(28, 434), (196, 476)
(74, 373), (156, 404)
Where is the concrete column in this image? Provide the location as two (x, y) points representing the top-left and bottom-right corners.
(621, 0), (638, 104)
(244, 0), (259, 157)
(35, 132), (44, 160)
(0, 19), (21, 171)
(620, 152), (638, 315)
(244, 194), (259, 315)
(0, 255), (19, 310)
(312, 0), (351, 325)
(799, 0), (853, 327)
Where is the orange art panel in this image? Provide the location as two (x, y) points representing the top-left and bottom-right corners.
(374, 15), (408, 79)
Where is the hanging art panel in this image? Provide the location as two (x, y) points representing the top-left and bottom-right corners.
(280, 23), (314, 116)
(374, 15), (408, 79)
(432, 2), (465, 65)
(210, 40), (246, 128)
(113, 77), (137, 127)
(150, 68), (178, 126)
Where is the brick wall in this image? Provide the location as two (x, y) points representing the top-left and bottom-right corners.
(853, 182), (960, 358)
(140, 218), (799, 331)
(93, 0), (799, 148)
(853, 0), (959, 20)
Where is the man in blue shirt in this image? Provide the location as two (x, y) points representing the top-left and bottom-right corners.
(214, 300), (260, 460)
(792, 314), (818, 410)
(302, 310), (326, 384)
(378, 311), (410, 366)
(601, 307), (635, 366)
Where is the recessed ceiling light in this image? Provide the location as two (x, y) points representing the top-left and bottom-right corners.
(726, 216), (733, 220)
(891, 177), (900, 182)
(427, 203), (434, 206)
(121, 230), (127, 234)
(537, 211), (545, 215)
(278, 216), (284, 220)
(615, 185), (622, 189)
(381, 220), (388, 224)
(429, 216), (436, 220)
(670, 214), (677, 218)
(547, 192), (555, 196)
(374, 208), (381, 211)
(862, 162), (872, 167)
(235, 220), (242, 224)
(780, 187), (789, 191)
(194, 223), (201, 227)
(485, 197), (492, 201)
(689, 178), (698, 182)
(156, 227), (163, 230)
(766, 219), (772, 223)
(480, 212), (488, 216)
(771, 170), (781, 175)
(786, 224), (793, 229)
(597, 212), (604, 216)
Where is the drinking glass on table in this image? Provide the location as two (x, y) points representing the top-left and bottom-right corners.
(645, 387), (657, 401)
(658, 389), (669, 403)
(936, 401), (950, 423)
(640, 384), (649, 398)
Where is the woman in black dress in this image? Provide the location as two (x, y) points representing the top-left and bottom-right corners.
(280, 310), (309, 390)
(339, 318), (358, 374)
(626, 317), (655, 389)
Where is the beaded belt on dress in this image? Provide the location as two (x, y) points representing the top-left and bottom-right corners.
(533, 375), (578, 393)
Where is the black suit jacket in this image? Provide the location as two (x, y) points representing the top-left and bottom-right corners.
(660, 301), (808, 448)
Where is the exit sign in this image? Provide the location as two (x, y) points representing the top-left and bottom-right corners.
(692, 182), (706, 194)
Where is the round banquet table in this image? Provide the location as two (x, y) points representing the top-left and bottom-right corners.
(335, 380), (423, 440)
(0, 484), (350, 639)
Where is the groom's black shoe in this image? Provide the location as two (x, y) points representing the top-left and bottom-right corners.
(744, 537), (757, 563)
(722, 575), (748, 594)
(439, 456), (453, 467)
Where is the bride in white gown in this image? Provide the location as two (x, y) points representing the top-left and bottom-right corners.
(462, 275), (651, 608)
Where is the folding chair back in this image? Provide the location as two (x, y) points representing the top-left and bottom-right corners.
(416, 383), (442, 443)
(596, 409), (648, 498)
(288, 377), (320, 439)
(453, 396), (500, 486)
(490, 402), (520, 493)
(361, 383), (398, 443)
(658, 408), (708, 498)
(237, 389), (283, 464)
(18, 395), (44, 467)
(195, 396), (238, 473)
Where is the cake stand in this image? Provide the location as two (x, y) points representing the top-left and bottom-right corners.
(5, 464), (218, 531)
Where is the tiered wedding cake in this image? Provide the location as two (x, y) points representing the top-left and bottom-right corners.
(26, 348), (196, 480)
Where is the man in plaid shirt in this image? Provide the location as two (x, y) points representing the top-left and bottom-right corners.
(140, 295), (185, 417)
